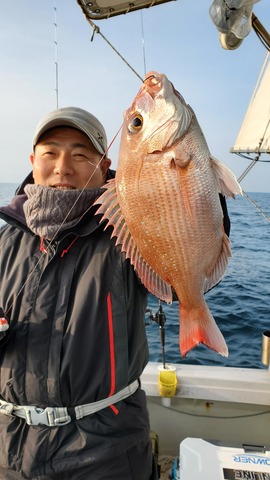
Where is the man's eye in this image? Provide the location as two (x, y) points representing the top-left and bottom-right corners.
(73, 153), (87, 161)
(42, 151), (55, 157)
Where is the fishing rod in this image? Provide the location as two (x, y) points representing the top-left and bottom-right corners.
(146, 304), (167, 369)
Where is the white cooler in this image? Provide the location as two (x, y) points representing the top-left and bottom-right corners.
(179, 438), (270, 479)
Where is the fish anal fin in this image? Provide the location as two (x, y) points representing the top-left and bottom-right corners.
(204, 232), (231, 293)
(94, 179), (172, 304)
(211, 156), (242, 198)
(179, 302), (228, 358)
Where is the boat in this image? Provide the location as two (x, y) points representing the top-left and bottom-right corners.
(75, 2), (270, 478)
(142, 361), (270, 478)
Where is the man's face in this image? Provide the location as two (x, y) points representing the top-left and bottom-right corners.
(30, 127), (111, 189)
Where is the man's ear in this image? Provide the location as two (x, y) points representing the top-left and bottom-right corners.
(101, 158), (112, 177)
(30, 153), (35, 166)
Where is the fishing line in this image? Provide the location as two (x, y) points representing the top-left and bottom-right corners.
(4, 123), (123, 318)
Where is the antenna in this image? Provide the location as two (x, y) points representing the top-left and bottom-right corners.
(54, 4), (59, 108)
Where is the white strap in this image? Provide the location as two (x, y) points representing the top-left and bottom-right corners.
(75, 379), (139, 419)
(0, 380), (139, 426)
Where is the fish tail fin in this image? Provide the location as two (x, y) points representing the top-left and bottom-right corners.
(179, 302), (228, 358)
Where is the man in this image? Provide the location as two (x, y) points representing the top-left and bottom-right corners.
(0, 107), (157, 479)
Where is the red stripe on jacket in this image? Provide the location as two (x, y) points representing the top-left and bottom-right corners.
(107, 293), (119, 414)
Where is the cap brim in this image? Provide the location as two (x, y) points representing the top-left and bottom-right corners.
(33, 118), (105, 155)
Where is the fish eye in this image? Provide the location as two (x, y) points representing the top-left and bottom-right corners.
(128, 113), (143, 133)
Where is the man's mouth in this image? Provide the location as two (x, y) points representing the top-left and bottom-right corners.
(52, 185), (76, 190)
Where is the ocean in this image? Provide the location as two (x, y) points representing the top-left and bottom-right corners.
(1, 183), (270, 369)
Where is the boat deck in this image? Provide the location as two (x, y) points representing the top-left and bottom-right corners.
(159, 456), (175, 479)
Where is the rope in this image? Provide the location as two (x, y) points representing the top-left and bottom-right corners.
(236, 159), (270, 224)
(89, 20), (143, 82)
(237, 156), (259, 183)
(242, 191), (270, 224)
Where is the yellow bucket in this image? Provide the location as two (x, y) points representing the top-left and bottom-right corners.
(158, 365), (177, 397)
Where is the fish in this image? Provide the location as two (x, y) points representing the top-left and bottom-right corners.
(95, 71), (242, 357)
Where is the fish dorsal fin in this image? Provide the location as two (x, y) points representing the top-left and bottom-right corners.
(95, 179), (173, 304)
(211, 156), (243, 198)
(204, 232), (232, 293)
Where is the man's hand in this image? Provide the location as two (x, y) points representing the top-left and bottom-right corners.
(0, 308), (9, 342)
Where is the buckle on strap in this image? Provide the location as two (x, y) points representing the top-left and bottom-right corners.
(0, 400), (71, 426)
(21, 406), (71, 426)
(0, 380), (139, 426)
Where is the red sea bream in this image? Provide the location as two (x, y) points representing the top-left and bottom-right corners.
(95, 71), (242, 357)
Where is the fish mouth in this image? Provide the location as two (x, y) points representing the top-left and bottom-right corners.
(142, 73), (163, 98)
(143, 73), (161, 84)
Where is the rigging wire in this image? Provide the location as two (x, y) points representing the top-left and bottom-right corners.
(237, 156), (260, 183)
(252, 13), (270, 52)
(140, 12), (147, 77)
(242, 190), (270, 224)
(237, 160), (270, 224)
(232, 51), (270, 222)
(235, 152), (270, 163)
(54, 4), (59, 109)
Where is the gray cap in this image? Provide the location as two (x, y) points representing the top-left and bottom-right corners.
(33, 106), (107, 155)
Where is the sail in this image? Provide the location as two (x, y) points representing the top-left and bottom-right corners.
(231, 52), (270, 154)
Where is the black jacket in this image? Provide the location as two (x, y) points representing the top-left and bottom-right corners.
(0, 172), (150, 476)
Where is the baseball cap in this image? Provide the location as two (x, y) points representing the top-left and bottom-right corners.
(32, 106), (107, 155)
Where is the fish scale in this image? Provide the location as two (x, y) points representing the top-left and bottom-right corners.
(95, 71), (242, 357)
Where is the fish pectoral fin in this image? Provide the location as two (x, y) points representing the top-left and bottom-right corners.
(170, 148), (191, 169)
(204, 232), (232, 293)
(210, 156), (242, 198)
(94, 179), (173, 304)
(179, 302), (228, 358)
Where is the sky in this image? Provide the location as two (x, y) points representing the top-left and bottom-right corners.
(0, 0), (269, 192)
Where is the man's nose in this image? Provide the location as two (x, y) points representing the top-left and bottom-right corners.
(54, 153), (74, 175)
